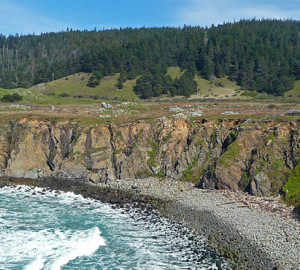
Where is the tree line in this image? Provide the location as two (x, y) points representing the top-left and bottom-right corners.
(0, 19), (299, 98)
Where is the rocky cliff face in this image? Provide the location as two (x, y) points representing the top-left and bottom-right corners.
(0, 117), (299, 196)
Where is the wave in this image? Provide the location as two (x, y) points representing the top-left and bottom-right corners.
(50, 227), (105, 270)
(0, 225), (105, 270)
(24, 256), (45, 270)
(0, 185), (226, 269)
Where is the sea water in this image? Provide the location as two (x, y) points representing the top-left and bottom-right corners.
(0, 185), (227, 270)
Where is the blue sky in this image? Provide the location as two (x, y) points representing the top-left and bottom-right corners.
(0, 0), (299, 35)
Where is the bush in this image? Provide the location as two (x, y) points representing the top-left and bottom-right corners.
(215, 82), (225, 87)
(240, 90), (258, 97)
(87, 70), (103, 88)
(1, 93), (23, 102)
(268, 104), (277, 109)
(116, 82), (123, 89)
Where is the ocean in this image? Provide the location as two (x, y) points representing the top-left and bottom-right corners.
(0, 185), (226, 269)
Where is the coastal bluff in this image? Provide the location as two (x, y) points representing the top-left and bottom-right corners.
(0, 117), (299, 198)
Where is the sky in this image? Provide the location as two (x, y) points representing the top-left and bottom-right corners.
(0, 0), (299, 36)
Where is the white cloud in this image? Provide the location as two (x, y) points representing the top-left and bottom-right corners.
(175, 0), (300, 27)
(0, 1), (68, 35)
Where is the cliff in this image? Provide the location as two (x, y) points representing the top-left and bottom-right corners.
(0, 117), (299, 199)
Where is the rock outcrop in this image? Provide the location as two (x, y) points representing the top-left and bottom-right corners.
(0, 117), (299, 197)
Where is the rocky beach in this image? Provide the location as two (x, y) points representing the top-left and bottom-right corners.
(1, 176), (299, 269)
(99, 178), (300, 270)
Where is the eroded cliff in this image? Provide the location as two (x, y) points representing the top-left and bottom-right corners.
(0, 117), (299, 198)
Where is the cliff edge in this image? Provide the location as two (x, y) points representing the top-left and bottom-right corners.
(0, 117), (299, 202)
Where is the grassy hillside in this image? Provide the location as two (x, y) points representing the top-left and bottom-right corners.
(0, 67), (267, 104)
(31, 73), (139, 101)
(27, 68), (246, 102)
(0, 72), (139, 105)
(284, 80), (300, 98)
(0, 86), (103, 105)
(166, 67), (243, 99)
(192, 76), (243, 99)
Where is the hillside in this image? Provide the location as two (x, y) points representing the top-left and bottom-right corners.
(0, 19), (299, 99)
(0, 66), (246, 104)
(27, 68), (243, 101)
(31, 73), (139, 101)
(285, 80), (300, 98)
(1, 70), (299, 104)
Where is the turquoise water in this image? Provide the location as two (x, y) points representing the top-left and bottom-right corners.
(0, 186), (227, 270)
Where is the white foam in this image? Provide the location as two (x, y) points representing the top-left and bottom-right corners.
(24, 256), (45, 270)
(0, 185), (226, 269)
(0, 227), (105, 270)
(50, 227), (105, 270)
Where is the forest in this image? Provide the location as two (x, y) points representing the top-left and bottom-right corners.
(0, 19), (299, 98)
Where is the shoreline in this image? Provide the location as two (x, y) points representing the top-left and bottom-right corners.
(1, 176), (299, 269)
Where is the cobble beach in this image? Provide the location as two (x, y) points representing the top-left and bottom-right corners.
(1, 176), (299, 269)
(99, 178), (300, 270)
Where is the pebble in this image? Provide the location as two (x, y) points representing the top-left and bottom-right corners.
(100, 177), (300, 269)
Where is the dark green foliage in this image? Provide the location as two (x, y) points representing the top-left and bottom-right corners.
(133, 65), (170, 98)
(133, 68), (197, 98)
(175, 70), (197, 97)
(116, 74), (125, 89)
(87, 70), (103, 87)
(0, 19), (299, 97)
(1, 93), (23, 102)
(134, 73), (155, 99)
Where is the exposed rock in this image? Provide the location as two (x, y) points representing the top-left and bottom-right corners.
(286, 109), (300, 116)
(188, 110), (202, 117)
(98, 108), (106, 112)
(101, 102), (113, 109)
(174, 113), (187, 118)
(169, 107), (184, 113)
(265, 139), (272, 146)
(250, 173), (270, 196)
(0, 118), (299, 198)
(113, 109), (126, 115)
(221, 111), (239, 115)
(9, 104), (31, 110)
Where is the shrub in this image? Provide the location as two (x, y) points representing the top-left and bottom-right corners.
(268, 104), (277, 109)
(1, 93), (23, 102)
(215, 82), (225, 87)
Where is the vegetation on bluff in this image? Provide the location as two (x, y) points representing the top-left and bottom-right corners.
(283, 163), (300, 206)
